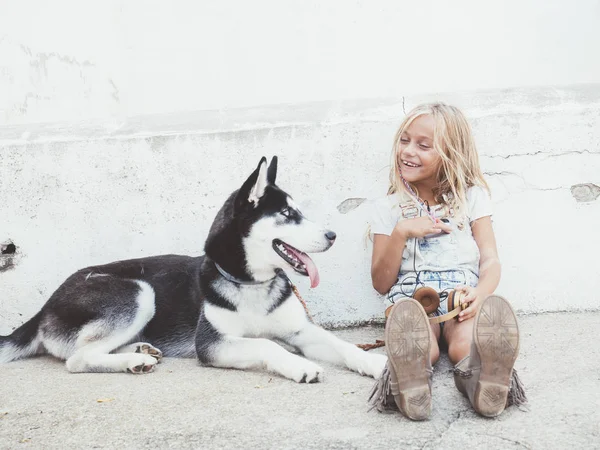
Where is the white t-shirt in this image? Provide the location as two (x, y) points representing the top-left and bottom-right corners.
(370, 186), (493, 277)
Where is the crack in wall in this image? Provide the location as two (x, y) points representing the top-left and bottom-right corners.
(485, 171), (600, 199)
(17, 92), (52, 115)
(0, 38), (122, 121)
(485, 149), (600, 160)
(483, 171), (593, 194)
(109, 79), (120, 104)
(19, 44), (95, 70)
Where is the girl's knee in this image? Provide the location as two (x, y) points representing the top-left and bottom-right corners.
(429, 337), (440, 365)
(430, 345), (440, 365)
(448, 339), (470, 364)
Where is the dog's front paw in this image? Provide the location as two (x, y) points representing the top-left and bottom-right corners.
(295, 361), (324, 383)
(126, 354), (158, 374)
(357, 353), (387, 379)
(281, 358), (324, 383)
(135, 343), (163, 363)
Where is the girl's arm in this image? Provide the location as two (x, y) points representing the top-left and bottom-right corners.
(371, 217), (452, 295)
(371, 229), (408, 295)
(457, 216), (501, 322)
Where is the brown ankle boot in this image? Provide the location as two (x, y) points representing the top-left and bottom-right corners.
(453, 295), (522, 417)
(382, 298), (433, 420)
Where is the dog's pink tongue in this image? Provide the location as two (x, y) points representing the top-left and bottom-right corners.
(296, 253), (320, 288)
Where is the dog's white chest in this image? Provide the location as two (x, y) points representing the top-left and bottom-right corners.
(205, 279), (308, 338)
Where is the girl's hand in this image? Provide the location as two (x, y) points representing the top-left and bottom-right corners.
(395, 217), (452, 239)
(455, 285), (484, 322)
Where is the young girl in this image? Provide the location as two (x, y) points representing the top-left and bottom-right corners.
(367, 103), (525, 420)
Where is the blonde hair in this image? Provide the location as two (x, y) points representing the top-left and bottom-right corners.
(388, 103), (489, 217)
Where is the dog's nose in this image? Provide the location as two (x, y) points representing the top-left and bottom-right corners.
(325, 231), (336, 242)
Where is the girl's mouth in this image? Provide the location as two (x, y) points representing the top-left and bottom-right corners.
(402, 160), (421, 168)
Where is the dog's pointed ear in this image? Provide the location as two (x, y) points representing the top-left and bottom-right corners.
(267, 156), (278, 184)
(235, 157), (268, 210)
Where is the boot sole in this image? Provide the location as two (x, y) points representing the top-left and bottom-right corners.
(473, 295), (520, 417)
(384, 299), (432, 421)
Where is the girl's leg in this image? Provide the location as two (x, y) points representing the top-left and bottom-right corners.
(430, 321), (441, 365)
(378, 299), (439, 420)
(387, 303), (441, 364)
(446, 295), (522, 417)
(442, 315), (473, 364)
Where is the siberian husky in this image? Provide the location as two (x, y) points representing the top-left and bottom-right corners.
(0, 157), (386, 382)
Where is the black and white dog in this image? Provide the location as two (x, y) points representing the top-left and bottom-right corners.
(0, 157), (386, 382)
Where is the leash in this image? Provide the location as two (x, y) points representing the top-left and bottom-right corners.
(357, 340), (385, 351)
(289, 283), (314, 323)
(278, 269), (314, 323)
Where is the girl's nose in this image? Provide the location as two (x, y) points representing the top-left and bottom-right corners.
(402, 145), (416, 157)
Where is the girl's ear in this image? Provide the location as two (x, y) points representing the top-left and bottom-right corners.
(235, 157), (268, 210)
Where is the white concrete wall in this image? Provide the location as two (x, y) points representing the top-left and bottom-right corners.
(2, 85), (599, 331)
(1, 1), (600, 331)
(1, 0), (600, 124)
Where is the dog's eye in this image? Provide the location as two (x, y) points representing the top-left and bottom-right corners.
(281, 207), (291, 218)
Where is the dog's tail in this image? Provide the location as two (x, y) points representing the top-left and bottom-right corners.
(0, 312), (43, 363)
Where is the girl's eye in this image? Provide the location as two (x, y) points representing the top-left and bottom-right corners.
(400, 138), (410, 144)
(419, 143), (430, 149)
(281, 208), (291, 218)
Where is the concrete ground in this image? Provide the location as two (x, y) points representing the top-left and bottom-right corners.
(1, 312), (598, 450)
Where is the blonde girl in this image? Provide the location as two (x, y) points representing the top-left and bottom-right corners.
(368, 103), (525, 420)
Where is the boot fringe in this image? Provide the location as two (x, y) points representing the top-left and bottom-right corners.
(367, 363), (397, 412)
(375, 364), (526, 410)
(452, 365), (472, 378)
(507, 369), (528, 407)
(453, 365), (528, 409)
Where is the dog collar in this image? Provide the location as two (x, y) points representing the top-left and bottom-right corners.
(214, 262), (278, 285)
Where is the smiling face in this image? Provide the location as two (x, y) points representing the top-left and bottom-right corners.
(397, 114), (442, 191)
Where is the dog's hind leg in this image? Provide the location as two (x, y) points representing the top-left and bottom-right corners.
(284, 323), (387, 379)
(64, 281), (158, 374)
